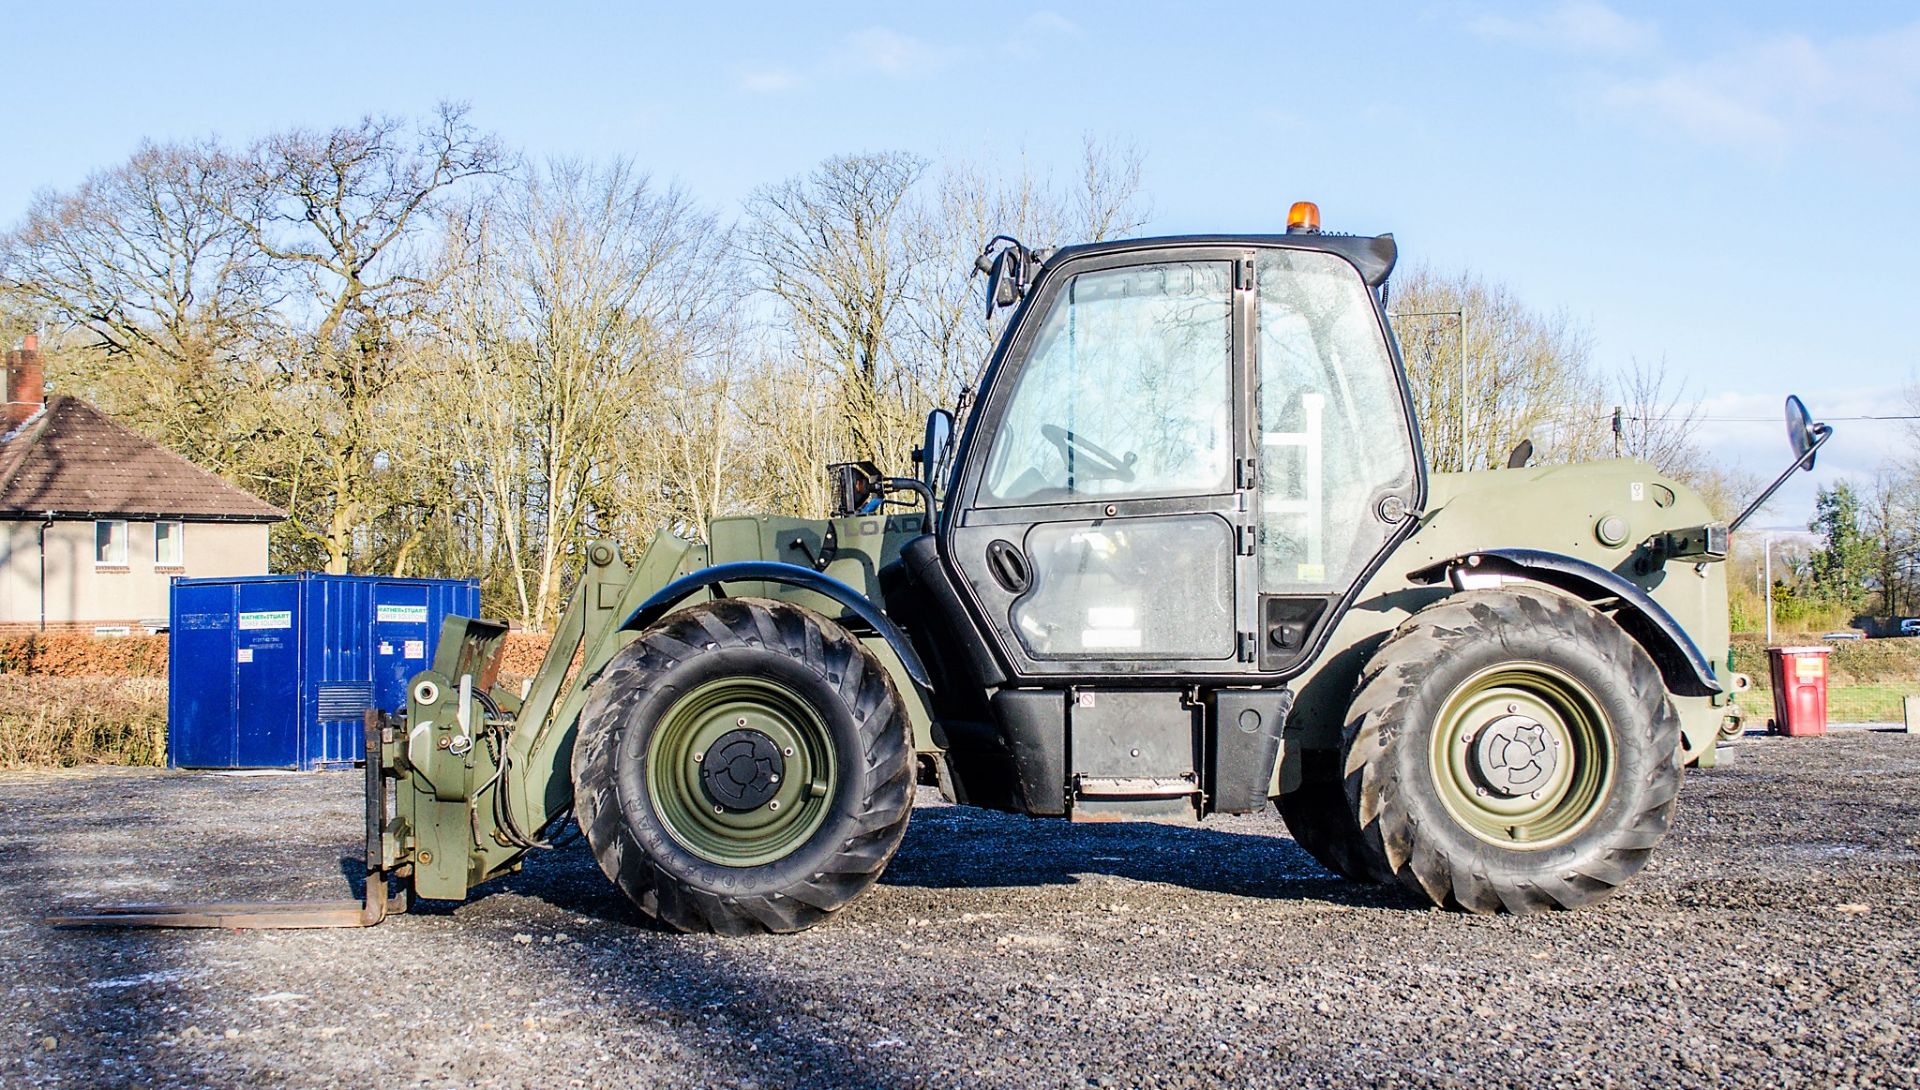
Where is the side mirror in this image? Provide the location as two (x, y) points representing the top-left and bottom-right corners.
(1785, 394), (1819, 470)
(985, 248), (1023, 319)
(828, 461), (884, 518)
(1730, 394), (1833, 533)
(917, 409), (955, 497)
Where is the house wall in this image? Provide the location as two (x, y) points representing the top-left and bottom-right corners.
(0, 518), (270, 633)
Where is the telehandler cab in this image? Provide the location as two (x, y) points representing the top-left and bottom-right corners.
(59, 204), (1831, 934)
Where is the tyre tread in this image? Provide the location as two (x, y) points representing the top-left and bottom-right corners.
(572, 597), (913, 935)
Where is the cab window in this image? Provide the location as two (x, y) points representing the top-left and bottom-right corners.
(1256, 250), (1415, 592)
(981, 261), (1232, 506)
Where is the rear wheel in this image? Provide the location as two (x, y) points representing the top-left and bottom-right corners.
(572, 598), (913, 934)
(1343, 586), (1682, 913)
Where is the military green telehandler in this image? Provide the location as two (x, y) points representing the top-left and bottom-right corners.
(61, 204), (1831, 934)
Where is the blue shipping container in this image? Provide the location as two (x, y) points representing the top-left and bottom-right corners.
(168, 574), (480, 770)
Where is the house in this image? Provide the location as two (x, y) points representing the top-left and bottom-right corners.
(0, 336), (285, 635)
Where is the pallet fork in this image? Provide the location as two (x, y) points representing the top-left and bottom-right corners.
(47, 714), (408, 930)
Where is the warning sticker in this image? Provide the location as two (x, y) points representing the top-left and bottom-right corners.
(378, 641), (393, 655)
(1794, 656), (1825, 681)
(403, 640), (426, 660)
(238, 610), (292, 630)
(237, 648), (254, 664)
(376, 604), (429, 624)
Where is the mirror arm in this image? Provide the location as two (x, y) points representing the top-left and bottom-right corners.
(881, 477), (936, 519)
(1729, 424), (1831, 533)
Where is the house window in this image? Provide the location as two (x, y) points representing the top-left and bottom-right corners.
(155, 520), (184, 567)
(95, 520), (128, 567)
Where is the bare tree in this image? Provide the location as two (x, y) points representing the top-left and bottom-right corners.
(230, 103), (503, 573)
(1072, 135), (1151, 243)
(1612, 356), (1705, 474)
(741, 152), (928, 467)
(1389, 267), (1600, 472)
(0, 141), (280, 475)
(428, 158), (732, 627)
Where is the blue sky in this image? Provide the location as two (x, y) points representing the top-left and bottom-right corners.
(3, 1), (1915, 525)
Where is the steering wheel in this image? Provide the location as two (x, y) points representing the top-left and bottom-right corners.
(1040, 424), (1137, 483)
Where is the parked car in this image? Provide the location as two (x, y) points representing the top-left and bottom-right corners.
(1900, 618), (1920, 637)
(1821, 630), (1866, 641)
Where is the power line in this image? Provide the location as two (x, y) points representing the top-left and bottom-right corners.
(1624, 414), (1920, 423)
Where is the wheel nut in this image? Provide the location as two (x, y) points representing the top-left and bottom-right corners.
(736, 717), (747, 727)
(713, 804), (724, 814)
(767, 799), (781, 812)
(769, 774), (780, 784)
(783, 746), (795, 757)
(1507, 703), (1518, 713)
(693, 752), (704, 763)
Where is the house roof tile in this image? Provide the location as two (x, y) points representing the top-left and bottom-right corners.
(0, 396), (285, 521)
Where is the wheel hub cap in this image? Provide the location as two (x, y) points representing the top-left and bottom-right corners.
(1471, 713), (1558, 797)
(699, 729), (785, 811)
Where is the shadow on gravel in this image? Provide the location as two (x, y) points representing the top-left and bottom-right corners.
(0, 777), (224, 1088)
(406, 833), (936, 1087)
(471, 799), (1421, 928)
(879, 803), (1421, 908)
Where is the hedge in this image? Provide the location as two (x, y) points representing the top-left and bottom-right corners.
(0, 676), (168, 767)
(0, 631), (555, 680)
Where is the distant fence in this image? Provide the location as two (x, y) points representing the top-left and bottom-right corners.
(1731, 635), (1920, 724)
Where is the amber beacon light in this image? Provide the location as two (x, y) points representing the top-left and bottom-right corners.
(1286, 201), (1321, 234)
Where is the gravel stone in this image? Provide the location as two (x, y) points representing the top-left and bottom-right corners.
(1, 734), (1917, 1088)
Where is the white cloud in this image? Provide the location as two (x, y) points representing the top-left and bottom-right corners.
(737, 67), (802, 94)
(1472, 1), (1656, 55)
(842, 26), (949, 77)
(734, 25), (956, 95)
(1602, 74), (1786, 150)
(1004, 10), (1080, 57)
(1599, 21), (1920, 155)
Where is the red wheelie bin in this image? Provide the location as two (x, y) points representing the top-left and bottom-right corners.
(1766, 645), (1832, 737)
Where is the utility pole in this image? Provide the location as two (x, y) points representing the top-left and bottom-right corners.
(1390, 308), (1467, 470)
(1763, 531), (1775, 645)
(1612, 406), (1624, 459)
(1459, 311), (1468, 471)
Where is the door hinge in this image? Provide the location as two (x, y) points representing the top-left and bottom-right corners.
(1236, 456), (1258, 490)
(1236, 631), (1258, 662)
(1236, 256), (1254, 291)
(1238, 525), (1257, 555)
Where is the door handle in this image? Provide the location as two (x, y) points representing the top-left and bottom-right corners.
(985, 540), (1031, 593)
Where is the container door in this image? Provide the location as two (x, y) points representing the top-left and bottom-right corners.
(234, 581), (300, 768)
(168, 581), (238, 768)
(371, 583), (433, 714)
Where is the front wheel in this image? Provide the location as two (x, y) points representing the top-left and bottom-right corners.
(1342, 586), (1682, 914)
(572, 598), (913, 934)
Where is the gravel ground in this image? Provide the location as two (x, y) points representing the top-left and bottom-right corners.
(2, 732), (1917, 1090)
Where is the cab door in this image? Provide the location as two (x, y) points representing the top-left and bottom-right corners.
(1250, 248), (1421, 671)
(944, 248), (1257, 680)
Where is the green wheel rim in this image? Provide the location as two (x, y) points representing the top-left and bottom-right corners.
(1428, 662), (1615, 849)
(645, 677), (837, 868)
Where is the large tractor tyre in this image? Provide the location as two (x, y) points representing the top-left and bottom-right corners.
(1277, 761), (1389, 884)
(572, 597), (914, 935)
(1342, 586), (1682, 914)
